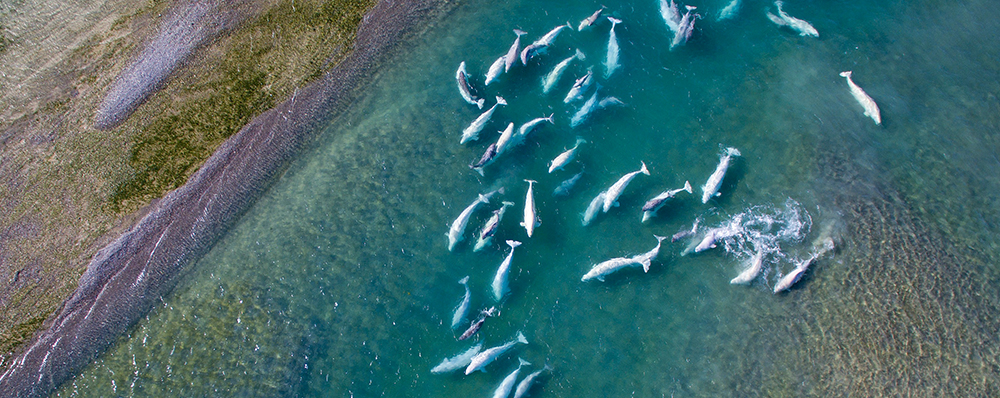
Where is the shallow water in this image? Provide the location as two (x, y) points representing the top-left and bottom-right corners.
(54, 0), (1000, 396)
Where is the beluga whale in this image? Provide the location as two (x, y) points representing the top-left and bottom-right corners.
(548, 137), (586, 173)
(774, 236), (835, 293)
(461, 96), (507, 144)
(581, 190), (607, 226)
(485, 55), (506, 86)
(451, 276), (472, 329)
(563, 69), (594, 104)
(431, 343), (483, 374)
(521, 23), (572, 65)
(767, 0), (819, 37)
(521, 180), (540, 238)
(465, 331), (528, 374)
(604, 17), (623, 78)
(447, 188), (502, 251)
(701, 146), (741, 203)
(493, 358), (531, 398)
(641, 180), (692, 222)
(553, 169), (584, 197)
(717, 0), (741, 21)
(491, 240), (522, 301)
(730, 244), (766, 285)
(474, 201), (515, 252)
(670, 5), (699, 50)
(542, 50), (585, 94)
(513, 363), (552, 398)
(505, 29), (527, 72)
(578, 7), (606, 31)
(840, 71), (881, 125)
(603, 161), (650, 213)
(455, 61), (485, 109)
(458, 306), (497, 341)
(582, 235), (667, 282)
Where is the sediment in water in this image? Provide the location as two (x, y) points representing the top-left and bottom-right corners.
(0, 0), (453, 396)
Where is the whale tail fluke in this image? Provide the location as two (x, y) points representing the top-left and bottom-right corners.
(683, 180), (692, 193)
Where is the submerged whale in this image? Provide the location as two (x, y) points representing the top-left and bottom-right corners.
(840, 71), (882, 125)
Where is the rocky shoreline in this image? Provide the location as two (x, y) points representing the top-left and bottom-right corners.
(0, 0), (453, 396)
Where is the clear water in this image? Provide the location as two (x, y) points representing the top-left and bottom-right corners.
(54, 0), (1000, 396)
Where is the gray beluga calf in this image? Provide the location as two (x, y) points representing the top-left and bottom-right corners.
(641, 181), (692, 222)
(563, 69), (594, 103)
(730, 245), (766, 285)
(542, 50), (585, 94)
(431, 342), (483, 374)
(553, 169), (584, 197)
(701, 146), (741, 203)
(451, 276), (472, 329)
(474, 201), (515, 252)
(465, 331), (528, 374)
(582, 235), (667, 282)
(447, 188), (501, 251)
(582, 190), (607, 226)
(840, 71), (881, 125)
(767, 0), (819, 37)
(458, 306), (497, 340)
(689, 220), (741, 254)
(485, 55), (506, 86)
(461, 96), (507, 144)
(672, 218), (700, 242)
(456, 61), (485, 109)
(603, 161), (650, 213)
(717, 0), (741, 21)
(548, 137), (586, 173)
(670, 6), (698, 50)
(491, 240), (522, 301)
(604, 17), (622, 78)
(470, 142), (498, 172)
(521, 23), (572, 65)
(773, 236), (835, 293)
(513, 363), (552, 398)
(578, 7), (606, 31)
(521, 180), (540, 238)
(505, 29), (527, 72)
(493, 358), (531, 398)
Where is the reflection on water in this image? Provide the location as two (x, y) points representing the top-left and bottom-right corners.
(56, 0), (1000, 396)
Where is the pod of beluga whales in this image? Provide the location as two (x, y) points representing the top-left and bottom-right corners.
(433, 0), (871, 394)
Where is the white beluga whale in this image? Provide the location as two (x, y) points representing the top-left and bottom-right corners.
(456, 61), (485, 109)
(542, 50), (585, 94)
(570, 89), (624, 128)
(582, 190), (607, 226)
(641, 180), (692, 222)
(563, 69), (594, 104)
(494, 122), (517, 156)
(840, 71), (881, 125)
(521, 180), (540, 238)
(505, 29), (527, 72)
(670, 6), (698, 50)
(774, 236), (835, 293)
(513, 363), (552, 398)
(448, 188), (502, 251)
(485, 55), (506, 86)
(730, 245), (766, 285)
(717, 0), (741, 21)
(514, 114), (555, 148)
(701, 146), (741, 203)
(578, 7), (606, 31)
(431, 343), (483, 374)
(465, 331), (528, 374)
(474, 201), (515, 252)
(461, 96), (507, 144)
(582, 235), (667, 282)
(548, 137), (586, 173)
(659, 0), (682, 33)
(553, 169), (584, 197)
(491, 240), (522, 301)
(521, 23), (572, 65)
(493, 358), (531, 398)
(767, 0), (819, 37)
(604, 17), (622, 78)
(451, 276), (471, 329)
(603, 161), (650, 213)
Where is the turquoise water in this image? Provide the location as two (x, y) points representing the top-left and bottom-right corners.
(55, 0), (1000, 396)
